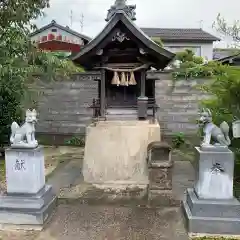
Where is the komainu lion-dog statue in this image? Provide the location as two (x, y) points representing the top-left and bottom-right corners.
(10, 109), (38, 148)
(199, 108), (231, 147)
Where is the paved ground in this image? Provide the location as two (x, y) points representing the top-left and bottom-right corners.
(0, 149), (194, 240)
(47, 150), (84, 194)
(37, 205), (188, 240)
(54, 156), (195, 203)
(0, 205), (188, 240)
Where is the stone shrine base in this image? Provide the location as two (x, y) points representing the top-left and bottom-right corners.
(83, 121), (161, 191)
(183, 188), (240, 236)
(0, 185), (57, 230)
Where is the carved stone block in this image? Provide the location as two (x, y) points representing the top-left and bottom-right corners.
(147, 142), (172, 164)
(147, 142), (173, 191)
(149, 167), (173, 190)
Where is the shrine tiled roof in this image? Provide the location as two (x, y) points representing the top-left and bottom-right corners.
(72, 11), (175, 70)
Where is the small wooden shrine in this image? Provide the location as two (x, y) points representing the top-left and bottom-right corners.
(72, 0), (175, 120)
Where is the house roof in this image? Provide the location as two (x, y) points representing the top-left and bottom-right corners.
(215, 52), (240, 63)
(141, 28), (221, 42)
(30, 20), (92, 43)
(213, 48), (240, 60)
(213, 51), (230, 60)
(72, 11), (175, 70)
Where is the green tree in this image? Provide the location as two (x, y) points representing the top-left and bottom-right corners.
(0, 0), (81, 148)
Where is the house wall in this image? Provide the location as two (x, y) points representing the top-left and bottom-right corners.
(36, 72), (211, 143)
(163, 42), (214, 60)
(31, 27), (84, 45)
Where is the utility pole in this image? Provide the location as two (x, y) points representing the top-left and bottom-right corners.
(80, 13), (84, 32)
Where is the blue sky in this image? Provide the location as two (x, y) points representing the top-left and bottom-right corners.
(35, 0), (240, 47)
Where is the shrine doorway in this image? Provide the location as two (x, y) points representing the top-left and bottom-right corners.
(105, 70), (140, 108)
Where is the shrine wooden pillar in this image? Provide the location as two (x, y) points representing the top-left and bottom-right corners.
(100, 69), (106, 118)
(140, 71), (146, 97)
(138, 71), (148, 119)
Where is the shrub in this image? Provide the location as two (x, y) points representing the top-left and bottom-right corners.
(193, 56), (204, 64)
(65, 136), (85, 147)
(200, 66), (240, 161)
(0, 71), (25, 147)
(172, 132), (186, 149)
(175, 49), (195, 63)
(179, 61), (197, 69)
(172, 60), (228, 80)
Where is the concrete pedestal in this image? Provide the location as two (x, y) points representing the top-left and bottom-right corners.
(0, 147), (57, 229)
(183, 189), (240, 236)
(5, 147), (45, 194)
(83, 121), (161, 190)
(183, 146), (240, 236)
(194, 147), (234, 200)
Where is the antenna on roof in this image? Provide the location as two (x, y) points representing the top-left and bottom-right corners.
(80, 13), (84, 32)
(198, 20), (203, 29)
(70, 10), (73, 27)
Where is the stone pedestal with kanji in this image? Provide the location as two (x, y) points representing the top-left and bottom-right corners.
(0, 146), (57, 230)
(182, 146), (240, 237)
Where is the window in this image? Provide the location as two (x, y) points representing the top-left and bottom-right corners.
(51, 28), (57, 32)
(166, 46), (201, 57)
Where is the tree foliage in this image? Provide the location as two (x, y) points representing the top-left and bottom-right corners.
(171, 49), (223, 80)
(175, 49), (204, 64)
(213, 13), (240, 47)
(199, 66), (240, 162)
(0, 0), (81, 147)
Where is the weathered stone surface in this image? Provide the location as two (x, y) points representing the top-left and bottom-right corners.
(147, 142), (175, 206)
(83, 121), (161, 190)
(149, 168), (173, 190)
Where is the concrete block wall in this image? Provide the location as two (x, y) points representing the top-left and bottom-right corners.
(36, 71), (211, 138)
(37, 73), (98, 136)
(153, 76), (211, 136)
